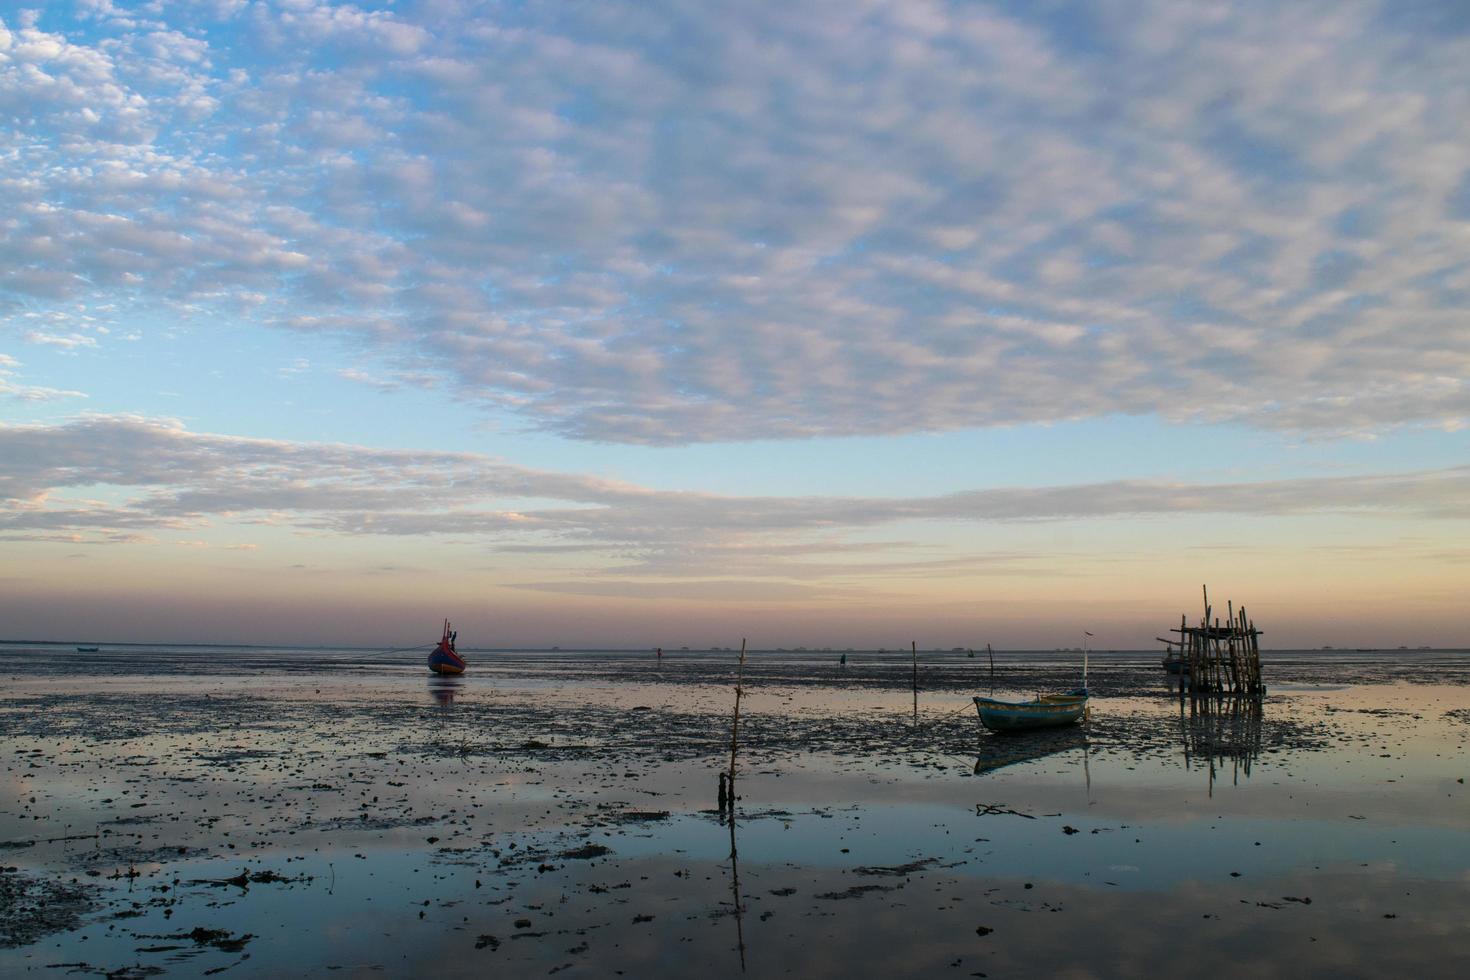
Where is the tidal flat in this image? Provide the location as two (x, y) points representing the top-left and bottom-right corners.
(1, 646), (1468, 978)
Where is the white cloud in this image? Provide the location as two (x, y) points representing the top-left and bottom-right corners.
(4, 2), (1470, 442)
(0, 353), (88, 401)
(2, 417), (1466, 580)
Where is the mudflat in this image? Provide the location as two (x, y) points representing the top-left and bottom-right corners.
(2, 645), (1467, 977)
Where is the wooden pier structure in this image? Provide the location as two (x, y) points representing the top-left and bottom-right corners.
(1171, 586), (1264, 705)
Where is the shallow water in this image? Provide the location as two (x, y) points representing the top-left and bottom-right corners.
(1, 646), (1467, 977)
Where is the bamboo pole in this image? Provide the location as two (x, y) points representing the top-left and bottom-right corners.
(726, 641), (748, 972)
(911, 640), (918, 724)
(1082, 631), (1091, 691)
(1181, 613), (1190, 704)
(727, 638), (747, 798)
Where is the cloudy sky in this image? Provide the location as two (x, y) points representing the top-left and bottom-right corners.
(2, 0), (1467, 648)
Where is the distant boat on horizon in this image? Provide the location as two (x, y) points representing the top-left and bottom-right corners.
(76, 645), (100, 653)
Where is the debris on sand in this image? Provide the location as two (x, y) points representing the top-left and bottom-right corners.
(976, 804), (1036, 819)
(189, 869), (309, 889)
(0, 868), (97, 948)
(131, 927), (254, 953)
(181, 927), (255, 953)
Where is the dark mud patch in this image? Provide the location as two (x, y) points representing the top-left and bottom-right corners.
(73, 844), (209, 871)
(0, 867), (98, 948)
(0, 678), (1355, 775)
(179, 926), (254, 953)
(588, 808), (670, 825)
(188, 869), (310, 889)
(852, 858), (941, 876)
(302, 814), (442, 832)
(815, 883), (901, 900)
(135, 926), (254, 953)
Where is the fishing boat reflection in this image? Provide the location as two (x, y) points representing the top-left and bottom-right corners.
(428, 675), (463, 707)
(973, 727), (1088, 776)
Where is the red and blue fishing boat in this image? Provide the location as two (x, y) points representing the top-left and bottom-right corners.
(428, 620), (466, 675)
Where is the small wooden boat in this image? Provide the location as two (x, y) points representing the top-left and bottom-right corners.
(76, 645), (100, 653)
(974, 689), (1088, 732)
(974, 633), (1091, 732)
(427, 620), (466, 675)
(1158, 637), (1188, 675)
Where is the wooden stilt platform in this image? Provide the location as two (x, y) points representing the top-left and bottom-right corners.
(1171, 585), (1265, 708)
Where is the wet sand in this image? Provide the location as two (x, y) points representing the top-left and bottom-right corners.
(2, 646), (1467, 977)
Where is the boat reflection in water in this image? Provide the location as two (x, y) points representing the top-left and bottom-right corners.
(973, 726), (1089, 776)
(428, 675), (463, 707)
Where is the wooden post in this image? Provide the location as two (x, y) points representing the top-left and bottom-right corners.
(727, 638), (747, 803)
(1180, 613), (1189, 703)
(911, 640), (918, 723)
(987, 642), (995, 696)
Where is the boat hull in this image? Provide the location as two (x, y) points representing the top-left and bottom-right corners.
(974, 691), (1087, 732)
(428, 649), (466, 675)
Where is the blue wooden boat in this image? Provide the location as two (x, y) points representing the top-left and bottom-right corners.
(974, 688), (1088, 731)
(974, 634), (1091, 732)
(427, 620), (466, 675)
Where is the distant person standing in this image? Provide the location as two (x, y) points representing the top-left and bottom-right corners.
(657, 647), (662, 661)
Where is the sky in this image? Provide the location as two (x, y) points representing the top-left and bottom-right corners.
(1, 0), (1467, 649)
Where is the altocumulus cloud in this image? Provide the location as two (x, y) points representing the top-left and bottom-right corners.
(3, 2), (1470, 441)
(2, 417), (1467, 579)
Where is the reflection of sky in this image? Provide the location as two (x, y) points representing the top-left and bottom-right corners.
(614, 805), (1470, 891)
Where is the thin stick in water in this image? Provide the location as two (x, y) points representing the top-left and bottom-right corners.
(911, 640), (918, 723)
(727, 638), (747, 799)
